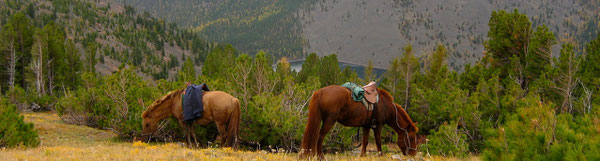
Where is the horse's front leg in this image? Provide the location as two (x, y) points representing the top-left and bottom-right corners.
(184, 124), (193, 148)
(360, 127), (370, 157)
(374, 126), (383, 156)
(188, 124), (200, 148)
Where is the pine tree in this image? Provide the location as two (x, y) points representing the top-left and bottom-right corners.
(296, 53), (319, 84)
(318, 54), (341, 86)
(8, 13), (34, 89)
(526, 25), (556, 82)
(398, 44), (419, 110)
(30, 28), (48, 97)
(485, 9), (532, 80)
(424, 44), (448, 87)
(552, 44), (580, 114)
(253, 51), (277, 95)
(0, 98), (39, 148)
(363, 60), (375, 84)
(63, 39), (81, 90)
(382, 57), (401, 101)
(85, 43), (97, 73)
(178, 56), (196, 82)
(42, 22), (67, 95)
(1, 23), (20, 90)
(579, 35), (600, 112)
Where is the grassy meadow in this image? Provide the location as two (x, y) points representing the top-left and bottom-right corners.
(0, 112), (477, 161)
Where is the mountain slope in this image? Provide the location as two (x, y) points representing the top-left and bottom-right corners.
(302, 0), (599, 70)
(119, 0), (314, 59)
(119, 0), (599, 71)
(0, 0), (217, 79)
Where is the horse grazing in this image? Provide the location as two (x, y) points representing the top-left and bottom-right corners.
(299, 85), (421, 159)
(141, 89), (240, 149)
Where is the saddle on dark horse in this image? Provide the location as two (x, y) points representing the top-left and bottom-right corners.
(341, 81), (379, 110)
(341, 81), (379, 128)
(182, 83), (210, 124)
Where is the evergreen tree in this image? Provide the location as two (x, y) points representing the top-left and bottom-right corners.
(551, 44), (580, 114)
(178, 57), (196, 82)
(252, 51), (277, 94)
(362, 60), (376, 84)
(29, 28), (48, 97)
(0, 98), (39, 148)
(526, 25), (556, 82)
(579, 35), (600, 111)
(318, 54), (341, 86)
(42, 22), (67, 95)
(8, 13), (34, 89)
(84, 43), (97, 73)
(0, 22), (19, 90)
(485, 9), (532, 80)
(382, 57), (401, 101)
(296, 53), (319, 84)
(202, 45), (235, 78)
(398, 44), (419, 110)
(63, 40), (82, 90)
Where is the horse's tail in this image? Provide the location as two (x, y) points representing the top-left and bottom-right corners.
(300, 90), (322, 158)
(226, 97), (240, 149)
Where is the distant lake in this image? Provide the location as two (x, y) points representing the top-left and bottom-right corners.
(281, 60), (387, 79)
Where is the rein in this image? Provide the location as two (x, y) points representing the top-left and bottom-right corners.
(392, 104), (418, 154)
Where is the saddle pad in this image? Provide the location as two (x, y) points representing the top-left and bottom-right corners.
(182, 84), (210, 123)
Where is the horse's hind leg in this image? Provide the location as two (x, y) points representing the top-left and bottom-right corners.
(215, 122), (228, 147)
(316, 118), (336, 160)
(360, 127), (370, 157)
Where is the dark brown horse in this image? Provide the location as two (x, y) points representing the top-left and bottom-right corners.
(141, 89), (240, 149)
(299, 85), (421, 159)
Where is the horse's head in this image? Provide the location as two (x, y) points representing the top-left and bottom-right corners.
(141, 110), (160, 142)
(390, 102), (422, 156)
(141, 90), (180, 142)
(396, 123), (420, 156)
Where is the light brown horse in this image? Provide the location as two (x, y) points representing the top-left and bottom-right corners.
(299, 85), (421, 159)
(141, 89), (240, 149)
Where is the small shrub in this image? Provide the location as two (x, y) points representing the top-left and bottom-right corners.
(0, 98), (40, 148)
(55, 90), (88, 125)
(5, 86), (28, 111)
(422, 121), (469, 158)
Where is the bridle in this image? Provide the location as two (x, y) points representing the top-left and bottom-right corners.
(392, 104), (418, 154)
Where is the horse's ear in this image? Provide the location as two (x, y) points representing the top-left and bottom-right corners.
(142, 112), (150, 118)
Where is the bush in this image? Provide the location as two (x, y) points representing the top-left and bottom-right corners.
(56, 66), (160, 139)
(55, 90), (88, 125)
(0, 98), (40, 148)
(5, 86), (28, 111)
(482, 95), (600, 161)
(421, 121), (469, 158)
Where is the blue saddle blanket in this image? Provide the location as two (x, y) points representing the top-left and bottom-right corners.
(183, 84), (210, 123)
(341, 82), (365, 102)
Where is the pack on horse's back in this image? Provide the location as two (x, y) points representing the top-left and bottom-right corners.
(182, 83), (210, 124)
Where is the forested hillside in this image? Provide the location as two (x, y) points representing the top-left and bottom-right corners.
(119, 0), (315, 59)
(0, 0), (218, 83)
(121, 0), (599, 71)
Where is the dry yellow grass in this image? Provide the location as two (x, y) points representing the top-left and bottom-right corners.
(0, 112), (479, 161)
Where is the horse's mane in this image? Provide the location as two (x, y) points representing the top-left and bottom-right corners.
(142, 89), (183, 117)
(377, 88), (418, 133)
(395, 103), (418, 133)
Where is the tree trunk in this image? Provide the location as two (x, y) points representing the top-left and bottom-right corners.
(7, 38), (18, 89)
